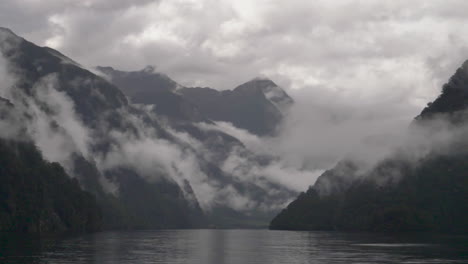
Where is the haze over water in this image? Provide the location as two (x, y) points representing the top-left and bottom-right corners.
(1, 230), (467, 264)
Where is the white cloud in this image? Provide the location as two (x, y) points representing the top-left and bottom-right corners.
(2, 1), (466, 117)
(198, 121), (323, 192)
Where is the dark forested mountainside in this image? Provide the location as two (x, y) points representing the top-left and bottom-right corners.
(68, 156), (207, 230)
(270, 60), (468, 234)
(417, 61), (468, 121)
(0, 138), (102, 233)
(270, 152), (468, 233)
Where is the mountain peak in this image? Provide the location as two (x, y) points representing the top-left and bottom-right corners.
(236, 77), (278, 90)
(234, 77), (294, 113)
(95, 66), (115, 73)
(142, 65), (156, 73)
(251, 76), (277, 84)
(0, 27), (16, 37)
(0, 27), (23, 51)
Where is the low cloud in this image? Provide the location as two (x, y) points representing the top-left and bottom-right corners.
(198, 121), (323, 192)
(272, 88), (413, 171)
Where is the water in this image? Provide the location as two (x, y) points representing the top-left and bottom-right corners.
(0, 230), (467, 263)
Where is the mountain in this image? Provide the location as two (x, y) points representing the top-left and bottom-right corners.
(0, 27), (206, 230)
(0, 28), (299, 230)
(0, 138), (102, 233)
(96, 66), (298, 228)
(270, 61), (468, 234)
(235, 77), (294, 112)
(96, 66), (294, 136)
(178, 78), (293, 136)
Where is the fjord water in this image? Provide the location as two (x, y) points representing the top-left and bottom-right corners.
(1, 230), (467, 264)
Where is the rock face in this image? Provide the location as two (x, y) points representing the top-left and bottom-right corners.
(178, 78), (293, 136)
(270, 61), (468, 234)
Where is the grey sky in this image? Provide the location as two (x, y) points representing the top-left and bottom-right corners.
(2, 0), (468, 170)
(1, 1), (466, 89)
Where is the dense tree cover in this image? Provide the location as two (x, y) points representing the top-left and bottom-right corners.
(417, 60), (468, 120)
(69, 155), (207, 230)
(271, 153), (468, 233)
(0, 139), (102, 233)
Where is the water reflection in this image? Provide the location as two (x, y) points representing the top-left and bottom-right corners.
(0, 230), (466, 264)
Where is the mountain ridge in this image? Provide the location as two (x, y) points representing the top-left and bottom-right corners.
(179, 79), (292, 136)
(96, 65), (294, 136)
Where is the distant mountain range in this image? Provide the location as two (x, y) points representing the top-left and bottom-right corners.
(270, 61), (468, 234)
(96, 65), (293, 136)
(0, 27), (297, 232)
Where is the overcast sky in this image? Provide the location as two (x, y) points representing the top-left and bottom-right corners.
(1, 0), (468, 132)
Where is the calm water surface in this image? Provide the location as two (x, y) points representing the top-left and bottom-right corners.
(0, 230), (467, 263)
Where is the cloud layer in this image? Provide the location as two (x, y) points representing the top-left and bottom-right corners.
(2, 1), (467, 95)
